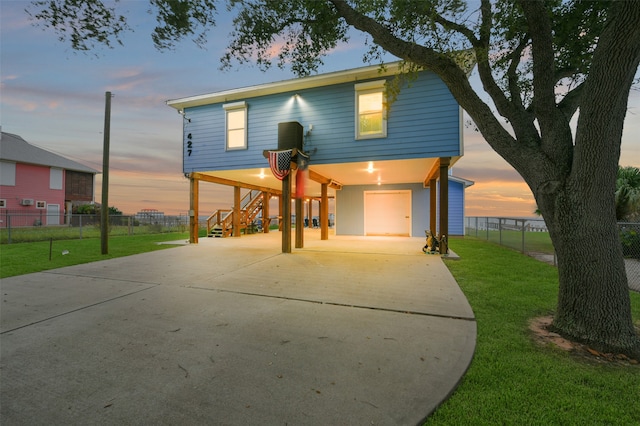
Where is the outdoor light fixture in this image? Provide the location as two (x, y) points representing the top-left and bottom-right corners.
(178, 110), (191, 122)
(367, 161), (374, 173)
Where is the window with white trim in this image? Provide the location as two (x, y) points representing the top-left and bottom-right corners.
(36, 201), (46, 209)
(0, 161), (16, 186)
(223, 101), (247, 150)
(50, 167), (63, 190)
(0, 199), (6, 208)
(355, 80), (387, 139)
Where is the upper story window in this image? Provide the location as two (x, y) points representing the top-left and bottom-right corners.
(0, 161), (16, 186)
(355, 80), (387, 139)
(223, 101), (247, 150)
(50, 167), (63, 190)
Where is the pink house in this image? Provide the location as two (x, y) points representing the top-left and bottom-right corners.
(0, 131), (98, 227)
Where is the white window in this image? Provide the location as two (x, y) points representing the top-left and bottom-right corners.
(36, 201), (46, 209)
(223, 101), (247, 150)
(50, 168), (63, 190)
(355, 80), (387, 139)
(0, 161), (16, 186)
(0, 199), (6, 208)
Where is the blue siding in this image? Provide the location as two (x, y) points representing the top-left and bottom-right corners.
(183, 70), (460, 173)
(448, 181), (465, 236)
(434, 180), (465, 236)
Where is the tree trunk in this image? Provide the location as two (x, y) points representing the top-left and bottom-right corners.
(542, 0), (640, 357)
(544, 186), (639, 356)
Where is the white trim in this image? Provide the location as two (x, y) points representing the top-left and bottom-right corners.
(354, 80), (386, 91)
(0, 199), (6, 208)
(355, 81), (387, 140)
(224, 102), (248, 150)
(223, 101), (246, 110)
(36, 200), (47, 209)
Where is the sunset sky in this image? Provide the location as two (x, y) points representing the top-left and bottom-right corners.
(2, 1), (638, 218)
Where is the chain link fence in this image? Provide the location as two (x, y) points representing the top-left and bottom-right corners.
(465, 217), (640, 292)
(0, 212), (189, 244)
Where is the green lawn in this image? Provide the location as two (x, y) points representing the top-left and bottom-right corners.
(427, 237), (640, 425)
(0, 232), (191, 278)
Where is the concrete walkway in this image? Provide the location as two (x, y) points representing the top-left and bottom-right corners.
(1, 232), (476, 425)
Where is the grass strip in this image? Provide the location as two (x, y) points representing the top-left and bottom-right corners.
(426, 237), (640, 425)
(0, 233), (190, 278)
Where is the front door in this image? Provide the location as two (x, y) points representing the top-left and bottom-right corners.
(46, 204), (60, 225)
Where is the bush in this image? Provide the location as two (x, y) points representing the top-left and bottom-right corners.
(620, 227), (640, 259)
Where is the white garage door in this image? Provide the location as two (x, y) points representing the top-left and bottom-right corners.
(364, 190), (411, 236)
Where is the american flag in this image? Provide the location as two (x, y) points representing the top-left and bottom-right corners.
(268, 149), (292, 180)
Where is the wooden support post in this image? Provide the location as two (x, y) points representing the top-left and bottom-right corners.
(295, 196), (304, 248)
(263, 191), (270, 233)
(233, 186), (241, 237)
(430, 178), (437, 234)
(190, 176), (199, 244)
(282, 174), (292, 253)
(439, 157), (450, 251)
(321, 183), (329, 240)
(307, 199), (312, 228)
(278, 195), (283, 231)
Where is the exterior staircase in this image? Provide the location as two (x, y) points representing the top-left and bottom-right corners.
(207, 190), (264, 237)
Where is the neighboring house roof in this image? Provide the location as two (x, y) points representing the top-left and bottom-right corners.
(450, 175), (475, 188)
(0, 132), (98, 174)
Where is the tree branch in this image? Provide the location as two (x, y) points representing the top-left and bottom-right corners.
(556, 82), (584, 120)
(518, 0), (560, 127)
(519, 0), (573, 175)
(506, 37), (528, 111)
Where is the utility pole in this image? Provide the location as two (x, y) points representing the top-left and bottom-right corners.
(101, 91), (112, 255)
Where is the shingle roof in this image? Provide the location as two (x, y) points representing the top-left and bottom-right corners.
(0, 132), (98, 174)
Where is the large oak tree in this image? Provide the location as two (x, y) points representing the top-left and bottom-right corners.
(28, 0), (640, 357)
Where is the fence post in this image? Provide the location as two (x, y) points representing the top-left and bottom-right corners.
(79, 214), (83, 240)
(499, 218), (503, 245)
(7, 214), (11, 244)
(520, 219), (525, 253)
(486, 217), (489, 240)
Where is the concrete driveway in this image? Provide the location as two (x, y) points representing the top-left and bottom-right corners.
(1, 232), (475, 425)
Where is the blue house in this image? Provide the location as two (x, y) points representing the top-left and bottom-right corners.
(167, 62), (473, 248)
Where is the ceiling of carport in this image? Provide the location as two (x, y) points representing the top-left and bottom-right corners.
(195, 157), (455, 198)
